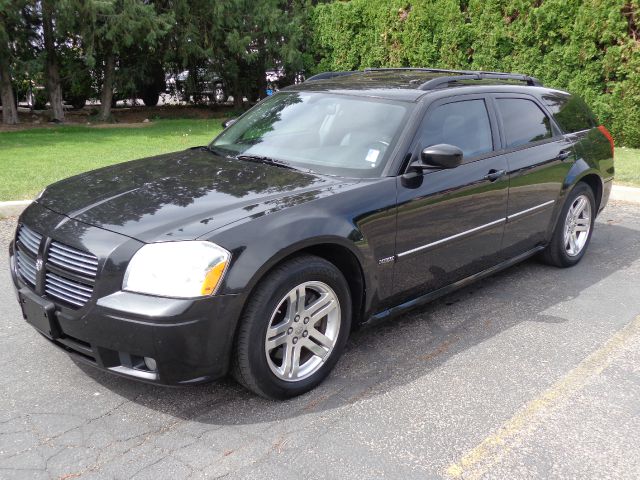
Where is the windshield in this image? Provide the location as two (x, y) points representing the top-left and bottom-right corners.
(210, 92), (412, 178)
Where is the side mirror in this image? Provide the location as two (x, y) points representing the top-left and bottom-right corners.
(420, 144), (463, 169)
(222, 118), (237, 129)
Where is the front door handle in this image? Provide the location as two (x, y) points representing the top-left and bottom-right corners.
(557, 149), (572, 161)
(484, 169), (506, 182)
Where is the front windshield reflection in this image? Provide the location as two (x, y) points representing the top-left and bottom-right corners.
(212, 91), (412, 178)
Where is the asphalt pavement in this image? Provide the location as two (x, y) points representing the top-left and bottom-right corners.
(1, 201), (639, 479)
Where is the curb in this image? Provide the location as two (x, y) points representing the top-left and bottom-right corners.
(1, 184), (639, 219)
(609, 185), (640, 204)
(0, 200), (31, 219)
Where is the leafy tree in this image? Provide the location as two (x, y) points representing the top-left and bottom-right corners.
(74, 0), (173, 121)
(168, 0), (309, 107)
(309, 0), (640, 147)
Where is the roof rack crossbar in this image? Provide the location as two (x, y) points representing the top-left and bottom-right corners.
(303, 67), (542, 89)
(364, 66), (537, 78)
(418, 72), (542, 90)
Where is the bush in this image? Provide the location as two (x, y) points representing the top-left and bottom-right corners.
(309, 0), (640, 147)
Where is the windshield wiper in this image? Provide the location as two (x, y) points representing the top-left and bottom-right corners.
(236, 154), (298, 171)
(204, 145), (233, 157)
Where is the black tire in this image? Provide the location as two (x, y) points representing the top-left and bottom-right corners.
(540, 182), (596, 267)
(232, 255), (352, 399)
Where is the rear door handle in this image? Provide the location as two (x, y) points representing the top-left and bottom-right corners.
(557, 149), (572, 161)
(484, 169), (506, 181)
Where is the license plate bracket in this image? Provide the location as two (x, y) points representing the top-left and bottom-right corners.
(19, 289), (60, 339)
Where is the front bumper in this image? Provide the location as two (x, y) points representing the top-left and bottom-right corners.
(9, 208), (245, 386)
(11, 253), (243, 385)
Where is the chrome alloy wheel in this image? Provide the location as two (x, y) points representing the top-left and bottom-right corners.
(563, 194), (592, 257)
(265, 281), (341, 382)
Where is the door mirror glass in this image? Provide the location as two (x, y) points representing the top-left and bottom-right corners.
(421, 144), (463, 169)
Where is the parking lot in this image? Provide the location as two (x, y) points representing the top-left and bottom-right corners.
(1, 201), (639, 480)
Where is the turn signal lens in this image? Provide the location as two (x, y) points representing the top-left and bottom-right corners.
(201, 260), (229, 295)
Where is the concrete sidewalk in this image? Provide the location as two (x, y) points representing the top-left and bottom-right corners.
(609, 184), (640, 203)
(0, 200), (31, 218)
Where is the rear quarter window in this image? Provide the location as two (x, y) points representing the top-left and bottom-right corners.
(541, 93), (597, 133)
(496, 98), (553, 148)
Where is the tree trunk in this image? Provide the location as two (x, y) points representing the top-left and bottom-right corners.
(42, 0), (64, 122)
(232, 75), (243, 109)
(0, 55), (18, 125)
(98, 53), (115, 121)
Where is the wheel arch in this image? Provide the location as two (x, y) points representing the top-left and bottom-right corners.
(563, 158), (604, 210)
(237, 239), (368, 328)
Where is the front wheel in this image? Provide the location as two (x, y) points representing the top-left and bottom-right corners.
(540, 182), (596, 267)
(233, 255), (351, 399)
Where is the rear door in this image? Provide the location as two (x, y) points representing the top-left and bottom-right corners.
(392, 94), (509, 302)
(492, 94), (575, 258)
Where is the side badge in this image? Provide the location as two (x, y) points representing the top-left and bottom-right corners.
(378, 256), (395, 265)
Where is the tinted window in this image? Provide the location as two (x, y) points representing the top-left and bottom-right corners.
(496, 98), (553, 148)
(420, 99), (493, 159)
(542, 93), (597, 133)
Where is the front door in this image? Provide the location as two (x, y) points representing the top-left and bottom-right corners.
(393, 95), (509, 301)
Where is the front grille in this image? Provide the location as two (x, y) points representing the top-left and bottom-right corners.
(48, 242), (99, 277)
(17, 225), (42, 256)
(16, 249), (38, 287)
(15, 225), (42, 287)
(45, 272), (93, 308)
(14, 223), (99, 309)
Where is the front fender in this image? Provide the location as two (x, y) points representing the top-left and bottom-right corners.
(207, 206), (380, 301)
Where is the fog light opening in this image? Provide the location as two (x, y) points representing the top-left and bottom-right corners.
(143, 356), (157, 372)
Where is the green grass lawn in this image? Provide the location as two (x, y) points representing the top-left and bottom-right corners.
(614, 147), (640, 187)
(0, 120), (639, 201)
(0, 118), (224, 201)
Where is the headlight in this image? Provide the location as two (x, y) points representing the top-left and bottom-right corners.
(123, 241), (231, 298)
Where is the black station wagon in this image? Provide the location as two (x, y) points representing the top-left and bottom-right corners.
(10, 68), (615, 399)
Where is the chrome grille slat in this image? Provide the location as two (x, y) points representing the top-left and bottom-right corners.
(16, 250), (37, 286)
(44, 272), (93, 307)
(48, 242), (98, 277)
(48, 248), (98, 266)
(44, 285), (85, 307)
(17, 225), (42, 256)
(45, 273), (93, 293)
(48, 254), (98, 275)
(49, 242), (98, 261)
(46, 277), (92, 300)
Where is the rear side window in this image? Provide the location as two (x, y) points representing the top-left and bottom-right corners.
(496, 98), (553, 148)
(420, 99), (493, 159)
(541, 93), (597, 133)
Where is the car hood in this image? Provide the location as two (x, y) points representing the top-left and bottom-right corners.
(38, 148), (355, 242)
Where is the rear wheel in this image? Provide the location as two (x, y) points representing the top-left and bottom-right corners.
(233, 255), (351, 399)
(540, 182), (595, 267)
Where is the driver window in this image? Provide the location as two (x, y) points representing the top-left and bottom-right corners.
(420, 99), (494, 160)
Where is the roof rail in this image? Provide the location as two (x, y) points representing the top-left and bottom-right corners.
(362, 67), (542, 89)
(419, 72), (541, 90)
(305, 71), (361, 82)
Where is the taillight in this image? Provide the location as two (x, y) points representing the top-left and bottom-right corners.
(597, 125), (614, 157)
